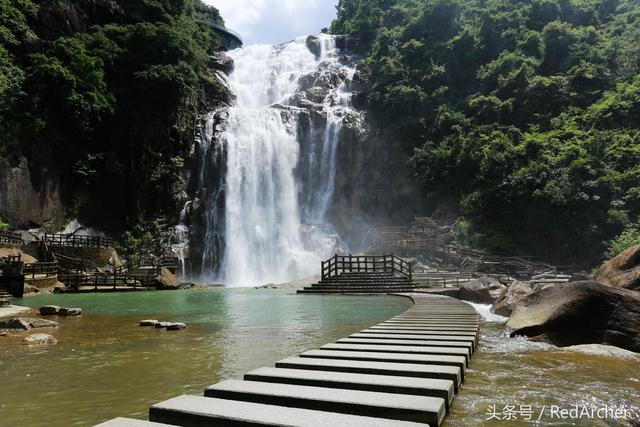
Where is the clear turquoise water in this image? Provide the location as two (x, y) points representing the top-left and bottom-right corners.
(1, 289), (411, 426)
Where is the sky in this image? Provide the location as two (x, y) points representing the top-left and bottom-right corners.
(204, 0), (340, 45)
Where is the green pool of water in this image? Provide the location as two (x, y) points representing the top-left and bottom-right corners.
(1, 289), (411, 426)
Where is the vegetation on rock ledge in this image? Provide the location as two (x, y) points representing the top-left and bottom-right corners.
(0, 0), (229, 231)
(332, 0), (640, 265)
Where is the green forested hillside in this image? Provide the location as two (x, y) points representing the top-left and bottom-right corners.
(0, 0), (227, 230)
(332, 0), (640, 264)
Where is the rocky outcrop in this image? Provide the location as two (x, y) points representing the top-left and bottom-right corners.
(208, 53), (235, 75)
(491, 280), (535, 316)
(0, 158), (63, 228)
(458, 276), (505, 304)
(507, 281), (640, 353)
(596, 244), (640, 290)
(155, 267), (180, 289)
(306, 35), (322, 57)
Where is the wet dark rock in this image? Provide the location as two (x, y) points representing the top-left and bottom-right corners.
(139, 319), (159, 327)
(491, 281), (535, 317)
(0, 318), (30, 330)
(306, 35), (322, 57)
(166, 322), (187, 331)
(58, 307), (82, 316)
(39, 305), (61, 315)
(155, 322), (172, 328)
(351, 92), (368, 109)
(508, 281), (640, 353)
(26, 318), (59, 328)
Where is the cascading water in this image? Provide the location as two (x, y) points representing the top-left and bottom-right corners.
(188, 34), (363, 286)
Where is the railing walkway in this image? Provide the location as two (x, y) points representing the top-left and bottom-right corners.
(322, 254), (412, 281)
(42, 233), (114, 248)
(97, 293), (479, 427)
(0, 231), (22, 245)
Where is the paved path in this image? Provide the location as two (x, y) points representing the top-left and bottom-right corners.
(96, 293), (479, 427)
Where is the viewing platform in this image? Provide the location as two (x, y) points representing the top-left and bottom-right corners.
(98, 293), (479, 426)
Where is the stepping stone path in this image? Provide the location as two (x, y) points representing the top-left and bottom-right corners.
(97, 293), (479, 427)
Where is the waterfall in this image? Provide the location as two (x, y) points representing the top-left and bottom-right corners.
(192, 34), (362, 286)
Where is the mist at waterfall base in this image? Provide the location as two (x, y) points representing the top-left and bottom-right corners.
(173, 35), (364, 286)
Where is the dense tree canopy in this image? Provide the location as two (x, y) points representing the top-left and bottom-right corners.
(0, 0), (227, 230)
(332, 0), (640, 264)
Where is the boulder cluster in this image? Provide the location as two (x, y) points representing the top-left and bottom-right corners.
(139, 319), (187, 331)
(455, 244), (640, 353)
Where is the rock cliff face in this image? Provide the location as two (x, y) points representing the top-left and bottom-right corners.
(0, 159), (63, 228)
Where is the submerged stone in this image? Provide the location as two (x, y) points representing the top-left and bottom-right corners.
(23, 333), (57, 345)
(139, 319), (159, 327)
(166, 323), (187, 331)
(39, 305), (61, 315)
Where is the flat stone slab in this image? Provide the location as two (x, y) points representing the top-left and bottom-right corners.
(244, 367), (455, 407)
(150, 395), (430, 427)
(340, 337), (476, 351)
(322, 342), (471, 359)
(204, 379), (446, 425)
(306, 348), (467, 370)
(275, 357), (461, 390)
(357, 330), (477, 338)
(371, 325), (478, 332)
(94, 418), (172, 427)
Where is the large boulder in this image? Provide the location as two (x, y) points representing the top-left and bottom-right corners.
(596, 244), (640, 290)
(458, 276), (505, 304)
(491, 281), (535, 317)
(155, 267), (180, 290)
(507, 281), (640, 353)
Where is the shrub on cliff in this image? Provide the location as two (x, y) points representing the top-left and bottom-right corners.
(332, 0), (640, 266)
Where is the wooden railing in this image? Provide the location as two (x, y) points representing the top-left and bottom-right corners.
(22, 261), (58, 279)
(321, 254), (412, 281)
(0, 231), (22, 245)
(43, 234), (114, 249)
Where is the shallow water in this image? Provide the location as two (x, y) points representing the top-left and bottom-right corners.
(1, 289), (410, 426)
(2, 293), (638, 427)
(447, 304), (640, 426)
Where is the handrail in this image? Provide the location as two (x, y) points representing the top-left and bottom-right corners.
(42, 233), (114, 249)
(0, 231), (22, 245)
(320, 254), (412, 281)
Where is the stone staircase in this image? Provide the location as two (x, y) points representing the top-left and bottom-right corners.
(298, 272), (420, 294)
(0, 289), (12, 307)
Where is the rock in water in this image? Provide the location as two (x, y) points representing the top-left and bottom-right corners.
(458, 277), (505, 304)
(596, 244), (640, 290)
(306, 35), (321, 57)
(39, 305), (61, 315)
(507, 281), (640, 353)
(139, 319), (159, 327)
(491, 281), (535, 317)
(154, 322), (172, 328)
(23, 333), (57, 345)
(0, 318), (30, 330)
(59, 307), (82, 316)
(166, 323), (187, 331)
(25, 318), (59, 328)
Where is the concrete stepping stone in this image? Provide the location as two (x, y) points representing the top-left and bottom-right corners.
(243, 367), (455, 408)
(150, 395), (431, 427)
(204, 379), (446, 425)
(371, 325), (478, 332)
(275, 357), (461, 391)
(323, 342), (471, 359)
(339, 336), (476, 351)
(305, 348), (467, 370)
(95, 418), (171, 427)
